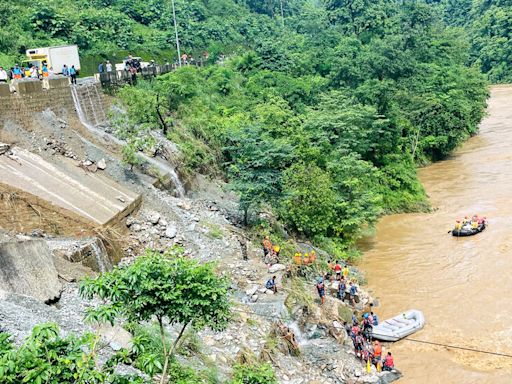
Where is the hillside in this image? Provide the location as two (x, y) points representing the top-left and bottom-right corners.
(0, 1), (497, 383)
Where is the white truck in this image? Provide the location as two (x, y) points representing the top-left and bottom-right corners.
(24, 45), (81, 74)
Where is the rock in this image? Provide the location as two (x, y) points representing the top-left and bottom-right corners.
(87, 164), (98, 173)
(268, 263), (286, 273)
(83, 160), (93, 166)
(131, 224), (142, 232)
(97, 158), (107, 170)
(265, 289), (275, 295)
(0, 240), (62, 303)
(245, 285), (259, 296)
(126, 217), (137, 227)
(165, 225), (177, 239)
(148, 212), (160, 225)
(96, 323), (133, 351)
(177, 201), (192, 210)
(258, 288), (267, 294)
(116, 196), (126, 203)
(250, 294), (259, 302)
(0, 142), (10, 155)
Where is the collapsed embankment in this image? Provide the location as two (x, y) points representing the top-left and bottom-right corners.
(0, 81), (401, 384)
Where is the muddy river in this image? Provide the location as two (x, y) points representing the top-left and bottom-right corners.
(360, 85), (512, 383)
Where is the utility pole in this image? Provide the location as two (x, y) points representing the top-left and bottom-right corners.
(279, 0), (285, 27)
(171, 0), (182, 67)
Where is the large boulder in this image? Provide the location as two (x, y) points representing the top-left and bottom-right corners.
(0, 240), (62, 302)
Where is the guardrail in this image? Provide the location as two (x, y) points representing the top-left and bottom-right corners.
(96, 64), (176, 87)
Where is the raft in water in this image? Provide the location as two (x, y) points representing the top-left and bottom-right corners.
(452, 223), (486, 237)
(372, 309), (425, 342)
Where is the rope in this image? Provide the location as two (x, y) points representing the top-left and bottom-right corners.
(403, 338), (512, 358)
(230, 309), (512, 358)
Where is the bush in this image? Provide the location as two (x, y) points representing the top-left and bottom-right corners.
(231, 363), (278, 384)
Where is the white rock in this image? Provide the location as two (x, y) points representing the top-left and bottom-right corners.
(265, 289), (275, 295)
(165, 226), (177, 239)
(245, 285), (258, 296)
(131, 224), (142, 232)
(268, 263), (286, 273)
(250, 294), (258, 302)
(83, 160), (93, 166)
(258, 288), (267, 294)
(97, 158), (107, 170)
(148, 212), (160, 225)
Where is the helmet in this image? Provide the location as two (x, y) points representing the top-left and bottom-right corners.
(363, 313), (369, 319)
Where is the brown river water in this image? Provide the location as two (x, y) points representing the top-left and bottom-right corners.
(360, 85), (512, 383)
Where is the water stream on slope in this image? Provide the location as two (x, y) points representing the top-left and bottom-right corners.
(70, 84), (185, 197)
(359, 85), (512, 383)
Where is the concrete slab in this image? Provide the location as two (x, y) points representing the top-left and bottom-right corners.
(0, 147), (141, 227)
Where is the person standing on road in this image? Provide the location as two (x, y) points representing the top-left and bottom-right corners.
(62, 64), (69, 76)
(106, 61), (113, 72)
(69, 65), (77, 84)
(0, 67), (7, 83)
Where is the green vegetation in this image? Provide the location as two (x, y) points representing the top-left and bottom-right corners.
(435, 0), (512, 82)
(231, 363), (278, 384)
(79, 247), (231, 384)
(110, 0), (488, 250)
(0, 323), (147, 383)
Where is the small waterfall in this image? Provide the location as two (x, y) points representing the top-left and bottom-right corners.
(70, 82), (186, 197)
(287, 321), (306, 346)
(89, 239), (113, 273)
(143, 155), (185, 197)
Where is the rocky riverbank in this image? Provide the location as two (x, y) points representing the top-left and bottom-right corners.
(0, 111), (401, 383)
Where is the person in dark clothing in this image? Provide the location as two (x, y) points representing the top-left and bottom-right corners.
(69, 65), (77, 84)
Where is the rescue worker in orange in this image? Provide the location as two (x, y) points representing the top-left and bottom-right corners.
(373, 340), (382, 368)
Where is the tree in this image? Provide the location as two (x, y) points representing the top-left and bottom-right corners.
(224, 124), (293, 225)
(79, 248), (231, 384)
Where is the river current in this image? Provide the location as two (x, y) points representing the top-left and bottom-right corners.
(360, 85), (512, 383)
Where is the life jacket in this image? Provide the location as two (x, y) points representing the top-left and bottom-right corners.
(373, 315), (379, 326)
(471, 221), (478, 229)
(316, 282), (324, 291)
(265, 279), (274, 289)
(384, 355), (394, 367)
(374, 343), (382, 357)
(350, 285), (357, 295)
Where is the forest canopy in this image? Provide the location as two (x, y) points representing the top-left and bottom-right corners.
(100, 0), (490, 250)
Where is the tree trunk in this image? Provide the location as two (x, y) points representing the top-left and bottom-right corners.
(156, 94), (169, 135)
(170, 322), (189, 357)
(243, 208), (248, 226)
(159, 318), (169, 384)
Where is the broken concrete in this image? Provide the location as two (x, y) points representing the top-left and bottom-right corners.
(0, 147), (141, 228)
(0, 240), (61, 302)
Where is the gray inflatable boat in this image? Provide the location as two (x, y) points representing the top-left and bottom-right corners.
(372, 310), (425, 342)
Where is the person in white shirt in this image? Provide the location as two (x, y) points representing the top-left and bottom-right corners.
(0, 66), (7, 83)
(106, 61), (113, 72)
(30, 66), (39, 78)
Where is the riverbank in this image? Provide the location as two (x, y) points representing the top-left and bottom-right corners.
(360, 85), (512, 384)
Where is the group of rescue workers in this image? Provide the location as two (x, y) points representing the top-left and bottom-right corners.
(262, 235), (396, 373)
(346, 313), (395, 372)
(454, 214), (486, 231)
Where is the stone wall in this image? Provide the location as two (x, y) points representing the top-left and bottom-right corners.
(0, 79), (107, 125)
